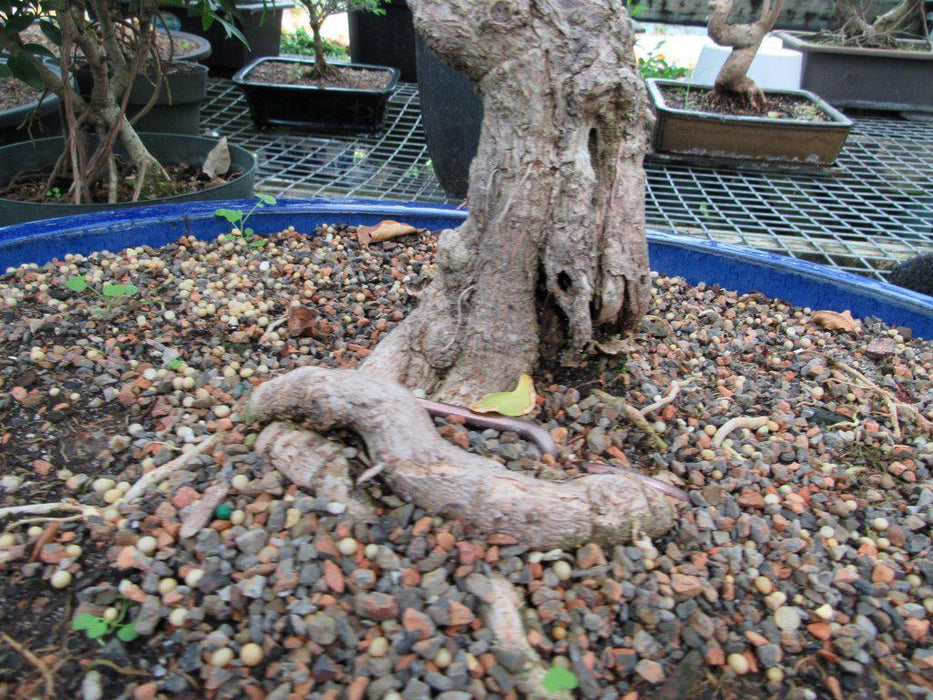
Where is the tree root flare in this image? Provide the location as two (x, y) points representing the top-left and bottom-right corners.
(243, 367), (675, 547)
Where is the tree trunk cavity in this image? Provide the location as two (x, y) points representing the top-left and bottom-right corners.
(362, 0), (652, 403)
(708, 0), (784, 111)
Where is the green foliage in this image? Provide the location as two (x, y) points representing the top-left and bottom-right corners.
(166, 357), (184, 370)
(298, 0), (386, 32)
(281, 28), (348, 59)
(542, 666), (578, 692)
(72, 597), (140, 643)
(66, 275), (140, 310)
(638, 41), (689, 80)
(216, 194), (277, 246)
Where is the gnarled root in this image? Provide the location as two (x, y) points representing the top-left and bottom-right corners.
(242, 367), (675, 548)
(254, 423), (375, 522)
(466, 573), (572, 699)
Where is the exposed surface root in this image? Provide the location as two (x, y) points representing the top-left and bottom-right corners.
(254, 423), (375, 522)
(466, 573), (572, 699)
(243, 367), (675, 547)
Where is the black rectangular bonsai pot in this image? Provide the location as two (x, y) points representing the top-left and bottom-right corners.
(232, 57), (401, 134)
(647, 79), (853, 166)
(1, 55), (62, 146)
(777, 31), (933, 113)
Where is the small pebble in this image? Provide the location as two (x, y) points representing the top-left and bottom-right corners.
(211, 648), (235, 667)
(240, 642), (263, 666)
(50, 570), (72, 588)
(727, 653), (749, 674)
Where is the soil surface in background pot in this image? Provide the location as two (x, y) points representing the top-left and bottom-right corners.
(801, 29), (933, 52)
(0, 77), (45, 111)
(660, 84), (833, 122)
(0, 159), (241, 205)
(246, 59), (393, 90)
(21, 25), (202, 61)
(0, 222), (931, 699)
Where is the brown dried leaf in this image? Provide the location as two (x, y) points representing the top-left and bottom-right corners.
(356, 220), (422, 245)
(287, 305), (328, 339)
(811, 309), (860, 332)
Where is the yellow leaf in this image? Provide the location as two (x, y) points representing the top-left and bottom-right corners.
(468, 374), (537, 417)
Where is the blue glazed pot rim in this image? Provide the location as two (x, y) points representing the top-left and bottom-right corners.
(1, 197), (930, 338)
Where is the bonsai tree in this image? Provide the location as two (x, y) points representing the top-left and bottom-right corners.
(244, 0), (673, 550)
(0, 0), (241, 204)
(707, 0), (784, 110)
(832, 0), (929, 47)
(295, 0), (384, 76)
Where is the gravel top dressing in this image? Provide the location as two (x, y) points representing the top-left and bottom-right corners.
(0, 224), (931, 699)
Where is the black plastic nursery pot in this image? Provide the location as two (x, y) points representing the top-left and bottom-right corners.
(647, 79), (853, 166)
(778, 31), (933, 113)
(349, 0), (418, 83)
(233, 57), (400, 134)
(0, 199), (931, 338)
(165, 1), (294, 76)
(0, 57), (62, 146)
(75, 61), (209, 135)
(414, 32), (482, 200)
(0, 133), (255, 227)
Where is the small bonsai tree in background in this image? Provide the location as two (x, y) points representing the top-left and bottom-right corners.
(0, 0), (241, 204)
(294, 0), (384, 76)
(831, 0), (928, 48)
(707, 0), (785, 110)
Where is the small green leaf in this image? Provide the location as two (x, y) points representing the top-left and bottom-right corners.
(102, 283), (139, 297)
(215, 208), (242, 225)
(66, 275), (88, 292)
(244, 227), (254, 237)
(542, 666), (578, 692)
(249, 239), (266, 247)
(166, 358), (184, 370)
(72, 613), (101, 631)
(21, 42), (55, 59)
(256, 193), (276, 205)
(116, 623), (139, 642)
(468, 374), (537, 417)
(38, 19), (62, 47)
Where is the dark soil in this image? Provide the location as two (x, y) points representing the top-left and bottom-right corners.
(0, 78), (43, 112)
(20, 25), (202, 62)
(247, 60), (393, 90)
(660, 84), (833, 122)
(0, 158), (241, 205)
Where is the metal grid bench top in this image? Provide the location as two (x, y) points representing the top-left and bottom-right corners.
(202, 79), (933, 280)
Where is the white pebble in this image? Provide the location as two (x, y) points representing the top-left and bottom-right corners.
(169, 608), (188, 627)
(185, 568), (205, 588)
(231, 474), (251, 491)
(214, 405), (231, 418)
(240, 642), (264, 666)
(211, 648), (235, 667)
(814, 604), (835, 621)
(0, 534), (16, 548)
(92, 477), (116, 493)
(553, 560), (573, 581)
(727, 653), (749, 674)
(136, 536), (158, 555)
(50, 570), (72, 588)
(774, 606), (802, 631)
(872, 517), (889, 532)
(337, 538), (358, 556)
(158, 578), (179, 595)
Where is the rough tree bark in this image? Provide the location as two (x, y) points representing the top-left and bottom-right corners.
(708, 0), (785, 110)
(361, 0), (653, 403)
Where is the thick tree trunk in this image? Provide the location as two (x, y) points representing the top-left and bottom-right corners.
(708, 0), (785, 111)
(362, 0), (652, 402)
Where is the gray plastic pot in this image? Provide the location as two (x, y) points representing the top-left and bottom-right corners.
(0, 55), (62, 145)
(75, 61), (209, 135)
(0, 132), (255, 227)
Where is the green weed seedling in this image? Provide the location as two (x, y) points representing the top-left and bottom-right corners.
(66, 275), (139, 315)
(215, 194), (277, 248)
(543, 666), (579, 692)
(72, 596), (140, 643)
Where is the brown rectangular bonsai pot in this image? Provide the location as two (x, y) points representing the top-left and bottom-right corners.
(647, 79), (853, 166)
(777, 31), (933, 113)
